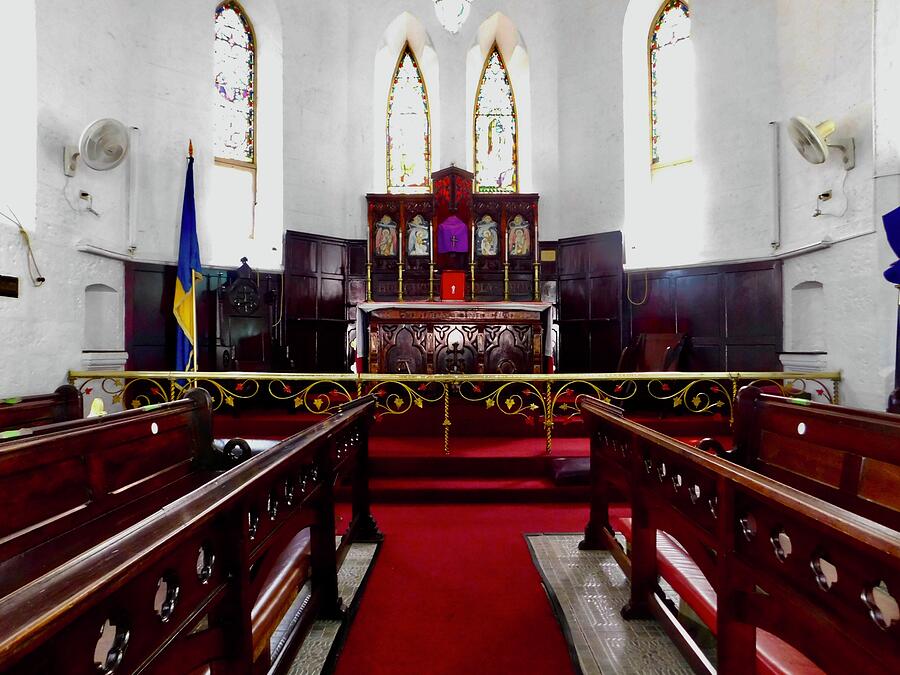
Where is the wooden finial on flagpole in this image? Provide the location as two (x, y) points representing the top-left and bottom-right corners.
(188, 139), (193, 158)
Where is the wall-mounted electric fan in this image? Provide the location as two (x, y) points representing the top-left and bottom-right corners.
(63, 118), (130, 176)
(787, 116), (855, 170)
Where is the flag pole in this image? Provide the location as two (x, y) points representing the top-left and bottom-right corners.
(189, 140), (199, 379)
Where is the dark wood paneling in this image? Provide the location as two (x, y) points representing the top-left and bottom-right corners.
(557, 232), (623, 373)
(283, 231), (350, 373)
(625, 260), (783, 371)
(629, 276), (675, 335)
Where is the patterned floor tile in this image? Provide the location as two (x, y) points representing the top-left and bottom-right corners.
(527, 534), (693, 675)
(281, 542), (379, 675)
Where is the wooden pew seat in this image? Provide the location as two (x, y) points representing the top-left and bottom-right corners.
(251, 528), (312, 659)
(609, 512), (822, 675)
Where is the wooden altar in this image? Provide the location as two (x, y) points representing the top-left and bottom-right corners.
(366, 167), (540, 303)
(358, 301), (551, 374)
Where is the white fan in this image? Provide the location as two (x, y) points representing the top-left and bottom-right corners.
(63, 118), (130, 176)
(787, 116), (855, 170)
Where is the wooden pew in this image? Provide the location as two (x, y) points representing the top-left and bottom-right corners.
(0, 396), (379, 674)
(0, 384), (82, 435)
(578, 394), (900, 675)
(0, 389), (219, 593)
(728, 386), (900, 530)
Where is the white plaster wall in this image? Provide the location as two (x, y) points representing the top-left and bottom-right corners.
(1, 0), (284, 394)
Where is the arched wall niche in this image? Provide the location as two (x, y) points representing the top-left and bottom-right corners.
(466, 12), (532, 192)
(622, 0), (701, 268)
(372, 12), (440, 194)
(789, 280), (826, 352)
(83, 283), (121, 352)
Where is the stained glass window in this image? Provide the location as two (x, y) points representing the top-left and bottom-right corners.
(474, 47), (517, 193)
(387, 45), (431, 194)
(649, 0), (692, 167)
(214, 2), (255, 164)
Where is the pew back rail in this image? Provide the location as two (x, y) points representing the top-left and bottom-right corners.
(0, 384), (82, 435)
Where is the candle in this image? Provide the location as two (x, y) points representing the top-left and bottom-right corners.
(471, 217), (476, 259)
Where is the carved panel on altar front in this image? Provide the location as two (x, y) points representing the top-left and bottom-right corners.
(484, 325), (532, 374)
(434, 325), (478, 374)
(382, 325), (427, 374)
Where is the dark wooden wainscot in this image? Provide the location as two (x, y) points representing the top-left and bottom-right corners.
(0, 384), (82, 435)
(0, 397), (380, 674)
(579, 393), (900, 674)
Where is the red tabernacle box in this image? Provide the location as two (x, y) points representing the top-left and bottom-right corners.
(440, 271), (466, 301)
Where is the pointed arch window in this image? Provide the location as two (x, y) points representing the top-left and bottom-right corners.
(214, 2), (256, 165)
(387, 44), (431, 193)
(474, 46), (517, 193)
(649, 0), (692, 168)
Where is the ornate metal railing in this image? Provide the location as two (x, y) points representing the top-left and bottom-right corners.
(68, 370), (841, 455)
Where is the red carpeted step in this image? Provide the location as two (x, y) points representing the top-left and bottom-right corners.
(366, 477), (588, 503)
(369, 435), (589, 458)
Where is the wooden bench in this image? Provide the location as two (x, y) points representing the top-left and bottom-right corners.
(0, 395), (379, 674)
(0, 384), (82, 436)
(579, 394), (900, 675)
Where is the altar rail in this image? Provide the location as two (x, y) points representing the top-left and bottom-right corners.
(68, 370), (841, 455)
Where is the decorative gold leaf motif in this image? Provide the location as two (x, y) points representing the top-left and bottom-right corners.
(112, 393), (122, 405)
(131, 400), (140, 409)
(486, 399), (495, 409)
(715, 401), (725, 408)
(294, 396), (302, 408)
(505, 397), (515, 410)
(673, 395), (683, 408)
(601, 395), (611, 404)
(392, 396), (403, 409)
(313, 397), (324, 410)
(528, 404), (538, 411)
(414, 398), (423, 408)
(225, 395), (235, 407)
(559, 403), (570, 411)
(691, 395), (702, 408)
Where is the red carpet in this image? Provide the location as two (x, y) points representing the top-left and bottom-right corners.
(335, 503), (588, 675)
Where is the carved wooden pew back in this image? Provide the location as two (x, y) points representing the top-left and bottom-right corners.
(0, 384), (82, 435)
(0, 390), (216, 593)
(0, 397), (378, 675)
(733, 386), (900, 530)
(579, 395), (900, 675)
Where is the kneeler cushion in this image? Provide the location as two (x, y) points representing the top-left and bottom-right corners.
(251, 528), (312, 658)
(610, 514), (823, 675)
(549, 458), (591, 485)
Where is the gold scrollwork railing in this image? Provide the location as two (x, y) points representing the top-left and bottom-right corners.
(68, 370), (842, 455)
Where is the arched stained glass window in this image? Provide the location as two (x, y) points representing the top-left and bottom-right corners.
(474, 46), (517, 193)
(387, 44), (431, 194)
(214, 2), (255, 164)
(649, 0), (692, 168)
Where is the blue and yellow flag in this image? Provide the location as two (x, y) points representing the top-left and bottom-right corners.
(174, 153), (202, 372)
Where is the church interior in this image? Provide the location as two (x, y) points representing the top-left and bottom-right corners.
(2, 1), (900, 673)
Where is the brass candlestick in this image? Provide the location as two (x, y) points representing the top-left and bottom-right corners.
(398, 265), (404, 302)
(533, 262), (540, 301)
(503, 262), (510, 302)
(428, 262), (435, 301)
(470, 261), (476, 301)
(366, 262), (372, 302)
